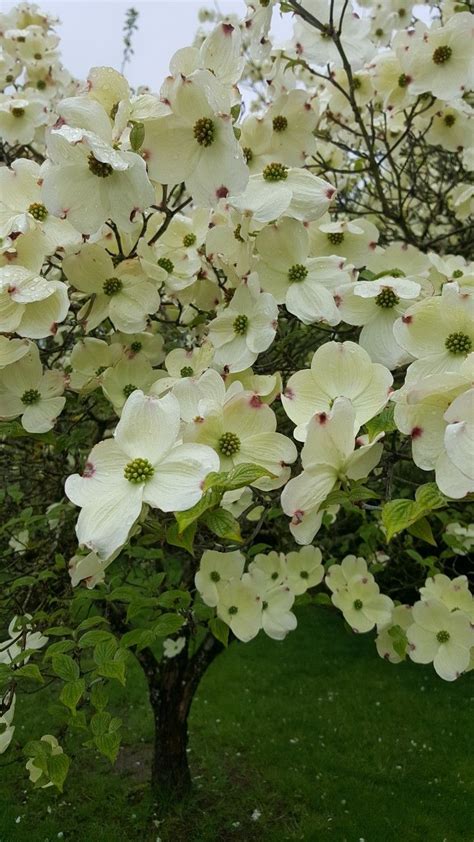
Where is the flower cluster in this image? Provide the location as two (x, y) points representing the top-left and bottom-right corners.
(0, 1), (473, 787)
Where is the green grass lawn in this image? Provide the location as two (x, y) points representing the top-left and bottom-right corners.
(1, 606), (472, 842)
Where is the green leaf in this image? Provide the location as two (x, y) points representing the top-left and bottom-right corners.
(52, 654), (80, 682)
(382, 499), (418, 541)
(44, 641), (76, 659)
(166, 521), (196, 555)
(382, 482), (447, 541)
(415, 482), (446, 511)
(209, 617), (229, 647)
(15, 663), (44, 683)
(93, 639), (118, 665)
(156, 589), (191, 609)
(96, 650), (127, 685)
(47, 752), (70, 792)
(90, 682), (109, 711)
(78, 630), (115, 648)
(202, 508), (242, 542)
(60, 678), (85, 714)
(365, 405), (396, 439)
(407, 517), (437, 546)
(153, 614), (184, 637)
(387, 624), (408, 659)
(94, 732), (120, 764)
(312, 592), (332, 606)
(76, 616), (108, 632)
(174, 491), (218, 533)
(130, 121), (145, 151)
(203, 463), (273, 492)
(91, 711), (111, 737)
(224, 463), (273, 490)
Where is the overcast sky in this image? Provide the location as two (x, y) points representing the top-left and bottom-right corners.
(3, 1), (290, 90)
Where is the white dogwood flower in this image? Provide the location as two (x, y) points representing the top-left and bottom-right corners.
(407, 599), (473, 681)
(0, 344), (65, 433)
(281, 399), (384, 544)
(195, 549), (245, 607)
(63, 244), (160, 333)
(336, 275), (421, 369)
(209, 275), (278, 373)
(256, 217), (351, 324)
(282, 341), (392, 441)
(0, 264), (69, 338)
(65, 390), (219, 558)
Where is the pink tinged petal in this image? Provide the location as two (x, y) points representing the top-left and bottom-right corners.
(289, 508), (324, 545)
(65, 440), (127, 507)
(114, 390), (180, 464)
(406, 624), (439, 664)
(224, 393), (276, 437)
(433, 642), (471, 682)
(42, 164), (109, 235)
(17, 284), (69, 339)
(21, 396), (66, 433)
(281, 466), (337, 518)
(142, 443), (219, 511)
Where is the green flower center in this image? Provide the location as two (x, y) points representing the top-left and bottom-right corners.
(353, 599), (363, 611)
(352, 77), (362, 90)
(445, 332), (472, 355)
(130, 341), (142, 353)
(243, 146), (253, 164)
(28, 202), (48, 221)
(228, 605), (238, 615)
(95, 366), (107, 376)
(273, 115), (288, 132)
(271, 571), (279, 580)
(375, 287), (400, 308)
(183, 233), (196, 248)
(88, 153), (113, 178)
(233, 314), (249, 335)
(263, 162), (288, 182)
(288, 263), (308, 283)
(436, 630), (450, 644)
(444, 114), (456, 127)
(432, 45), (452, 65)
(103, 277), (123, 296)
(180, 366), (194, 377)
(327, 232), (344, 246)
(398, 73), (409, 88)
(21, 388), (41, 405)
(36, 80), (47, 90)
(218, 432), (241, 456)
(262, 600), (268, 610)
(124, 457), (154, 483)
(260, 0), (270, 6)
(193, 117), (215, 147)
(210, 571), (220, 583)
(452, 269), (463, 279)
(158, 257), (174, 274)
(11, 106), (25, 118)
(300, 570), (309, 579)
(123, 383), (138, 399)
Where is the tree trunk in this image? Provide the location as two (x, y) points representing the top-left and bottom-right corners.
(139, 633), (223, 800)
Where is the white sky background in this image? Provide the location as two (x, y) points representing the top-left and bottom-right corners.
(2, 0), (291, 90)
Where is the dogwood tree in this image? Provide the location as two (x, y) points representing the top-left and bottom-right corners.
(1, 0), (473, 798)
